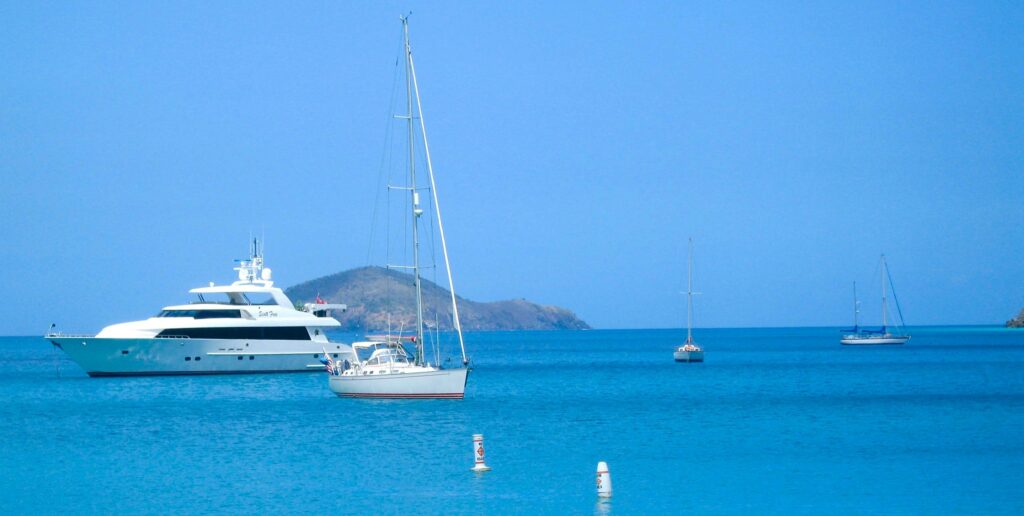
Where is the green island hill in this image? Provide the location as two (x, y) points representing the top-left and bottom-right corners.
(285, 266), (590, 332)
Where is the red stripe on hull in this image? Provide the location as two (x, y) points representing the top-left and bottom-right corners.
(338, 393), (464, 399)
(87, 369), (315, 377)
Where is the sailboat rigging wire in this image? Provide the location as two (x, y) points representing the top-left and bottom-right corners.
(407, 31), (468, 365)
(886, 264), (907, 330)
(366, 33), (404, 267)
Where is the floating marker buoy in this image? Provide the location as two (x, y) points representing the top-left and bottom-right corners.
(596, 461), (612, 498)
(471, 434), (491, 472)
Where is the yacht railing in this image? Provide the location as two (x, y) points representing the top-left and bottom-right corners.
(45, 332), (192, 339)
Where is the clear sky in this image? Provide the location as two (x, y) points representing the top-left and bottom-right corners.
(2, 1), (1022, 335)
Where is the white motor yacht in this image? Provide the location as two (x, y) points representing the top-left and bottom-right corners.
(47, 241), (351, 376)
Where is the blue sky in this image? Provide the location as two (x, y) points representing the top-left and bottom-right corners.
(2, 1), (1022, 334)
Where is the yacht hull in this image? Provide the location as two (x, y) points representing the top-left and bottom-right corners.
(674, 350), (704, 362)
(840, 335), (909, 345)
(48, 337), (352, 376)
(328, 368), (468, 399)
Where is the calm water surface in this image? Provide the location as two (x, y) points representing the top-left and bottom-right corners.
(1, 327), (1022, 514)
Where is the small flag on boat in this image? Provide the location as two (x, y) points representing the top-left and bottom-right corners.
(320, 346), (335, 374)
(315, 293), (326, 304)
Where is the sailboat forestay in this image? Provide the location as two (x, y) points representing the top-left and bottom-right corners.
(840, 254), (910, 345)
(674, 238), (704, 363)
(327, 17), (469, 398)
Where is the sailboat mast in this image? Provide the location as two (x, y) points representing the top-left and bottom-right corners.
(880, 254), (888, 331)
(406, 19), (468, 365)
(686, 238), (693, 343)
(402, 17), (426, 363)
(853, 281), (859, 329)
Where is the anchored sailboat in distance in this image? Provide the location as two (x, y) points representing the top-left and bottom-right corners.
(841, 254), (910, 345)
(327, 16), (469, 399)
(674, 238), (704, 363)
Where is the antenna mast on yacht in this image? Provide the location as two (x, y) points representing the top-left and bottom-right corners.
(402, 15), (468, 366)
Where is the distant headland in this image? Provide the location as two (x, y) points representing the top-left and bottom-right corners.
(1007, 309), (1024, 328)
(285, 266), (590, 331)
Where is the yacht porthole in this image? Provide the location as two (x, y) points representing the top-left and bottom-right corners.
(237, 356), (243, 360)
(249, 356), (254, 360)
(185, 357), (191, 361)
(195, 356), (201, 361)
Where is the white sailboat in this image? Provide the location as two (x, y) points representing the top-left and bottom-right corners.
(674, 238), (704, 363)
(328, 17), (469, 399)
(841, 254), (910, 345)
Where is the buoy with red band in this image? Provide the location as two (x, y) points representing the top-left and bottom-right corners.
(596, 461), (612, 498)
(472, 434), (491, 472)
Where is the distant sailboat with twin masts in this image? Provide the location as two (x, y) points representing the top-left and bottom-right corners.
(327, 17), (469, 398)
(841, 254), (910, 345)
(674, 238), (704, 363)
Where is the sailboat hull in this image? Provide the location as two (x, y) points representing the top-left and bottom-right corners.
(673, 350), (704, 362)
(49, 337), (350, 376)
(840, 335), (909, 345)
(328, 367), (468, 399)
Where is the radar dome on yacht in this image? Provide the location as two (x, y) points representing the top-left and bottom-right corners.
(261, 268), (272, 281)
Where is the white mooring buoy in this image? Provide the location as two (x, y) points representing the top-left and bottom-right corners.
(596, 461), (612, 498)
(472, 434), (491, 472)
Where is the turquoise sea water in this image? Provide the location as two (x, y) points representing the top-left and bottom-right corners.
(2, 327), (1023, 514)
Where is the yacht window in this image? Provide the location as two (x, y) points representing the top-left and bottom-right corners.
(237, 356), (243, 360)
(193, 293), (234, 305)
(195, 310), (241, 319)
(185, 357), (191, 361)
(157, 310), (242, 319)
(249, 356), (254, 360)
(155, 327), (311, 340)
(240, 293), (278, 306)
